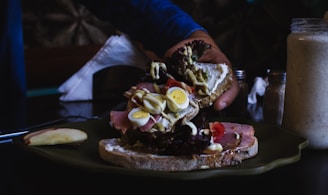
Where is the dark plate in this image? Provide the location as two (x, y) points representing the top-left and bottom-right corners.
(13, 117), (308, 180)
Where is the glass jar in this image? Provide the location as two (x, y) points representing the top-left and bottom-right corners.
(263, 70), (286, 126)
(282, 18), (328, 149)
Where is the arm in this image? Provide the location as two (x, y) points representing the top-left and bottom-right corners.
(78, 0), (206, 57)
(78, 0), (239, 110)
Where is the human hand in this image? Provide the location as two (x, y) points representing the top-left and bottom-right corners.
(164, 30), (239, 111)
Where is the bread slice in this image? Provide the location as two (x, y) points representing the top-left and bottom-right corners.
(191, 62), (234, 108)
(99, 122), (258, 172)
(165, 40), (234, 108)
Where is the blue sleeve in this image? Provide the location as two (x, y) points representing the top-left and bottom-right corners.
(0, 0), (26, 98)
(78, 0), (207, 56)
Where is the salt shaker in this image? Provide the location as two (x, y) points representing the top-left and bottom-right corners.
(263, 70), (286, 126)
(282, 18), (328, 149)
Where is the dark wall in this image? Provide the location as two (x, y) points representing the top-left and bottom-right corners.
(23, 0), (328, 87)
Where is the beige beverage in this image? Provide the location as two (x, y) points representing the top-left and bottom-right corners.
(283, 18), (328, 149)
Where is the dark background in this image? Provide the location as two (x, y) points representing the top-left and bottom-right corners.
(22, 0), (328, 89)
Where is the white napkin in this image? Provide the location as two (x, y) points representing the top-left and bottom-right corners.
(248, 76), (268, 104)
(58, 34), (150, 101)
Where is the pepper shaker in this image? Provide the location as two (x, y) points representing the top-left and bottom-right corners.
(263, 70), (286, 126)
(224, 68), (248, 117)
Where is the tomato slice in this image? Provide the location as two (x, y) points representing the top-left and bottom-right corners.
(166, 78), (182, 88)
(164, 78), (194, 94)
(209, 121), (225, 142)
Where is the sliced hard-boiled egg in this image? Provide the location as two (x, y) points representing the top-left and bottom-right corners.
(166, 86), (189, 112)
(143, 93), (166, 114)
(128, 107), (150, 127)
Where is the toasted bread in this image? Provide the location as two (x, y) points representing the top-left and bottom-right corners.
(191, 62), (233, 108)
(99, 122), (258, 172)
(165, 40), (234, 108)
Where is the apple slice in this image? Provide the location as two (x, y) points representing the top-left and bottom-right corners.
(23, 128), (88, 146)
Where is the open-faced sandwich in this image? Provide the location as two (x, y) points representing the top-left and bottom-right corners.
(100, 40), (258, 171)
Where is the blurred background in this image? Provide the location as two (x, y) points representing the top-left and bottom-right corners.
(22, 0), (328, 92)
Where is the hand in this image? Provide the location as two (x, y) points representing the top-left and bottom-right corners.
(164, 30), (239, 111)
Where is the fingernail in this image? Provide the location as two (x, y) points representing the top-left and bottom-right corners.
(218, 102), (227, 110)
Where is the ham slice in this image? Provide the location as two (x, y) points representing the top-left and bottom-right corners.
(221, 122), (255, 136)
(110, 110), (161, 133)
(220, 122), (256, 149)
(110, 110), (132, 134)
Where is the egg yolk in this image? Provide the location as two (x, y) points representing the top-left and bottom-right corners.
(166, 87), (189, 112)
(168, 88), (187, 105)
(128, 107), (151, 127)
(143, 93), (166, 114)
(132, 110), (149, 119)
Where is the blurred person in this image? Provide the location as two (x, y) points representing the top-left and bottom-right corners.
(0, 0), (26, 129)
(78, 0), (239, 111)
